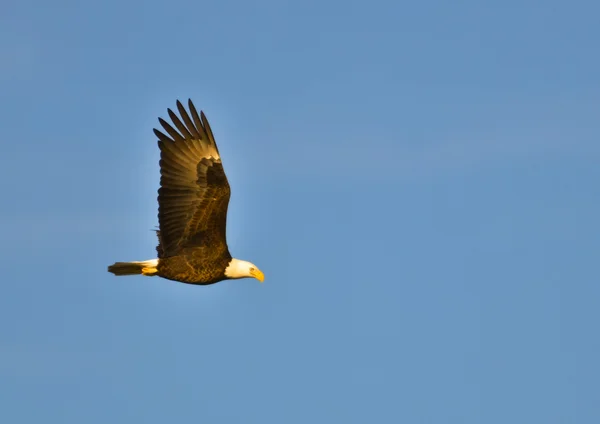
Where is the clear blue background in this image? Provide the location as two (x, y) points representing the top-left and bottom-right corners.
(1, 0), (599, 422)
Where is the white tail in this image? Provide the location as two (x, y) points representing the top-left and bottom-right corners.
(107, 259), (159, 276)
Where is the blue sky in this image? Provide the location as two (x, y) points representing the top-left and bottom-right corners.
(1, 0), (599, 422)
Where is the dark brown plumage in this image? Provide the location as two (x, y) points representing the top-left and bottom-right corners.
(108, 100), (264, 285)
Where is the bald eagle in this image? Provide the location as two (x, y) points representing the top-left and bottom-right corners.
(107, 100), (264, 285)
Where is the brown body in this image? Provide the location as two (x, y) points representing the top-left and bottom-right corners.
(156, 247), (231, 285)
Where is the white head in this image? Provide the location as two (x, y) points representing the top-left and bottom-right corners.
(224, 258), (265, 282)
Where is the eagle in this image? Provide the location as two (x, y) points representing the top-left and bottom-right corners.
(107, 99), (265, 285)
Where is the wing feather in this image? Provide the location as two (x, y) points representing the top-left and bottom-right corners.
(168, 108), (194, 139)
(158, 117), (185, 142)
(188, 100), (205, 134)
(177, 100), (202, 139)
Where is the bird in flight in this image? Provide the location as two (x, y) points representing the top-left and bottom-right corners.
(108, 99), (264, 285)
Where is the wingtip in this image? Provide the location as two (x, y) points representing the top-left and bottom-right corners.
(167, 108), (178, 120)
(153, 127), (170, 142)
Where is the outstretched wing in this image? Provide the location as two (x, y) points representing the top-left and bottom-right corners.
(153, 99), (231, 258)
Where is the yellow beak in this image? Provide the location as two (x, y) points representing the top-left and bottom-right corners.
(250, 268), (265, 282)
